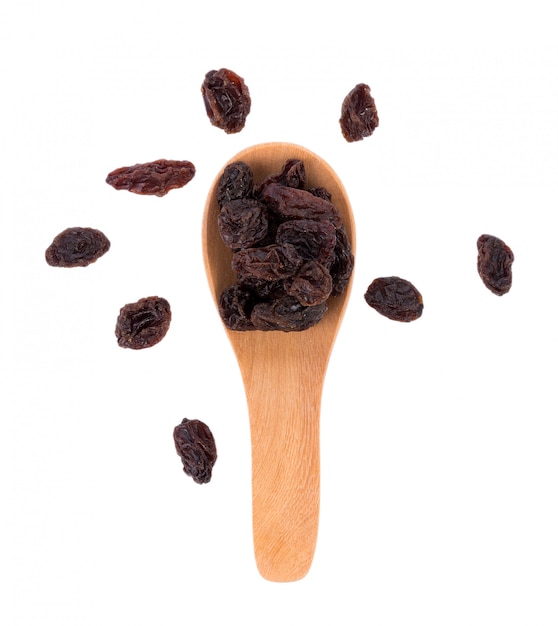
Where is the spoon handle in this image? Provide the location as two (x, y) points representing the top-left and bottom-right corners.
(239, 338), (325, 582)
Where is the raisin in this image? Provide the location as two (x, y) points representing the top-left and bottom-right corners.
(276, 219), (337, 266)
(285, 261), (333, 306)
(329, 225), (355, 297)
(340, 83), (379, 142)
(173, 418), (217, 484)
(106, 159), (195, 197)
(260, 183), (342, 227)
(45, 227), (110, 267)
(218, 284), (256, 331)
(232, 243), (302, 281)
(477, 234), (514, 296)
(201, 68), (251, 134)
(115, 296), (172, 349)
(254, 158), (306, 196)
(216, 161), (254, 206)
(251, 296), (328, 332)
(217, 198), (269, 250)
(364, 277), (423, 322)
(307, 186), (332, 201)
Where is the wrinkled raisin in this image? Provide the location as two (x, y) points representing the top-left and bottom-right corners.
(477, 234), (514, 296)
(218, 198), (269, 250)
(115, 296), (171, 349)
(216, 161), (254, 206)
(106, 159), (195, 197)
(260, 183), (342, 227)
(276, 219), (337, 266)
(255, 158), (306, 196)
(251, 296), (328, 332)
(329, 225), (355, 297)
(365, 277), (423, 322)
(45, 227), (110, 268)
(232, 243), (302, 282)
(173, 418), (217, 484)
(202, 68), (251, 134)
(218, 284), (257, 331)
(285, 261), (333, 306)
(340, 83), (379, 142)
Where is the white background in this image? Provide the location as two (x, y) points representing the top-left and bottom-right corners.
(1, 1), (557, 624)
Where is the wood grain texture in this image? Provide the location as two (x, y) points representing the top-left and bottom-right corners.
(202, 143), (355, 581)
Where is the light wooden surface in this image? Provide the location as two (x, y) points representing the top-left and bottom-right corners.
(202, 143), (355, 581)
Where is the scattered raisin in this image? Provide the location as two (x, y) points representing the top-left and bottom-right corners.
(45, 227), (110, 268)
(115, 296), (172, 349)
(340, 83), (379, 142)
(364, 277), (423, 322)
(477, 234), (514, 296)
(201, 68), (251, 134)
(106, 159), (195, 197)
(173, 418), (217, 484)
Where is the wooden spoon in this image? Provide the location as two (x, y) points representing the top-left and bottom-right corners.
(202, 142), (355, 582)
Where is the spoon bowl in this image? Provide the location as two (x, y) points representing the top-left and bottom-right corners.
(202, 142), (355, 581)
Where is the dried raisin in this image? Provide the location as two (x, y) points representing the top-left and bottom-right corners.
(232, 243), (303, 282)
(115, 296), (171, 349)
(364, 277), (423, 322)
(340, 83), (379, 142)
(477, 234), (514, 295)
(251, 296), (328, 332)
(202, 68), (251, 134)
(45, 227), (110, 268)
(217, 198), (269, 250)
(106, 159), (195, 197)
(173, 418), (217, 484)
(216, 161), (254, 206)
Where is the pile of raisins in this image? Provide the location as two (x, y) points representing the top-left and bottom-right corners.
(215, 158), (354, 332)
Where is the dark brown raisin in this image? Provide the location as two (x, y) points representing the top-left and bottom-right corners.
(477, 234), (514, 295)
(232, 243), (303, 281)
(285, 261), (333, 306)
(329, 225), (355, 297)
(217, 198), (269, 250)
(106, 159), (195, 197)
(173, 418), (217, 485)
(260, 183), (342, 227)
(115, 296), (171, 349)
(307, 186), (332, 201)
(276, 219), (337, 266)
(364, 277), (423, 322)
(201, 68), (251, 134)
(218, 284), (256, 331)
(254, 158), (306, 196)
(45, 227), (110, 267)
(216, 161), (254, 206)
(340, 83), (379, 142)
(251, 296), (328, 332)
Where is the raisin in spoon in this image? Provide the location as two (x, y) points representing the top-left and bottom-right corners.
(202, 143), (355, 582)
